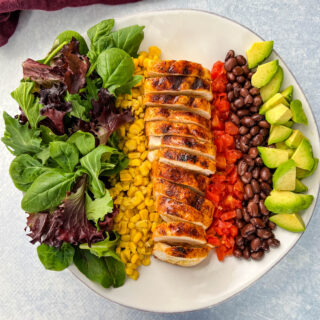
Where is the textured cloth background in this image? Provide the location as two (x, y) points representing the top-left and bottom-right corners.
(0, 0), (320, 319)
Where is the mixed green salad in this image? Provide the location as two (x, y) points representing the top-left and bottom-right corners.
(2, 19), (145, 288)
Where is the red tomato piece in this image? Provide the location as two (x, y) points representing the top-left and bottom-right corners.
(225, 121), (239, 135)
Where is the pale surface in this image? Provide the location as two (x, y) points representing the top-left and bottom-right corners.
(0, 0), (320, 319)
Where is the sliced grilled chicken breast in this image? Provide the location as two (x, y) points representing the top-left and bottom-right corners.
(144, 107), (210, 129)
(156, 195), (214, 230)
(148, 135), (216, 160)
(144, 76), (213, 101)
(153, 178), (211, 212)
(153, 221), (207, 246)
(153, 242), (210, 267)
(145, 121), (211, 142)
(146, 60), (211, 81)
(144, 94), (211, 119)
(152, 162), (209, 195)
(148, 148), (216, 176)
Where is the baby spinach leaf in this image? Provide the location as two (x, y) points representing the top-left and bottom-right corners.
(85, 190), (113, 225)
(96, 48), (135, 95)
(11, 81), (45, 129)
(37, 242), (75, 271)
(65, 92), (91, 122)
(73, 247), (113, 288)
(21, 170), (76, 213)
(40, 126), (68, 144)
(36, 147), (51, 165)
(80, 232), (119, 258)
(49, 141), (79, 172)
(86, 77), (100, 100)
(9, 154), (49, 191)
(115, 75), (142, 95)
(2, 112), (42, 155)
(68, 131), (95, 156)
(105, 256), (126, 288)
(80, 145), (116, 198)
(87, 19), (115, 46)
(109, 25), (144, 57)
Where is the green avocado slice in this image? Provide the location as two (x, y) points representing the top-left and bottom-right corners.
(260, 66), (284, 102)
(251, 60), (279, 88)
(246, 41), (274, 69)
(269, 213), (305, 232)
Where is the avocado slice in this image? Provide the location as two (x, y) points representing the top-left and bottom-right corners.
(273, 159), (296, 191)
(291, 139), (314, 170)
(246, 41), (274, 69)
(275, 142), (295, 157)
(258, 147), (289, 168)
(294, 179), (308, 193)
(265, 104), (292, 125)
(285, 129), (305, 148)
(268, 125), (292, 145)
(290, 100), (308, 125)
(283, 120), (294, 128)
(281, 85), (294, 102)
(251, 60), (279, 88)
(265, 190), (314, 213)
(259, 93), (289, 115)
(296, 158), (319, 179)
(260, 66), (284, 102)
(269, 213), (305, 232)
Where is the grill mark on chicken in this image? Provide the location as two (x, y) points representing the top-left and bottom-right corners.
(149, 76), (210, 91)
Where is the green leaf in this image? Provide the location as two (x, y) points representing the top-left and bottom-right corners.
(86, 78), (100, 100)
(79, 145), (116, 198)
(21, 170), (76, 212)
(96, 48), (135, 95)
(73, 247), (113, 288)
(100, 150), (129, 176)
(49, 141), (79, 172)
(37, 243), (75, 271)
(87, 19), (115, 46)
(105, 256), (126, 288)
(40, 126), (68, 144)
(68, 131), (95, 156)
(36, 147), (51, 165)
(109, 25), (144, 57)
(115, 75), (143, 95)
(53, 30), (88, 55)
(1, 112), (42, 155)
(11, 81), (45, 129)
(9, 154), (49, 191)
(85, 190), (113, 225)
(65, 92), (91, 122)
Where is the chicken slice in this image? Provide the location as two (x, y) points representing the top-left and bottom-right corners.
(156, 196), (214, 230)
(144, 94), (211, 119)
(148, 148), (216, 176)
(153, 178), (211, 212)
(153, 242), (210, 267)
(153, 221), (206, 246)
(146, 60), (211, 81)
(144, 76), (213, 101)
(148, 135), (216, 160)
(145, 121), (211, 142)
(144, 107), (210, 129)
(152, 162), (209, 195)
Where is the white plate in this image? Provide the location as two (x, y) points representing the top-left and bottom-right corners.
(69, 9), (320, 313)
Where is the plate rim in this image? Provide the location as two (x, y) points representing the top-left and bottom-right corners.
(68, 8), (320, 313)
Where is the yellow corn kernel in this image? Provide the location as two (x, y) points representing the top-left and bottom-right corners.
(137, 247), (146, 255)
(137, 202), (146, 210)
(141, 151), (148, 161)
(133, 232), (142, 243)
(139, 209), (149, 220)
(142, 256), (151, 266)
(125, 139), (137, 152)
(130, 214), (140, 223)
(134, 175), (143, 186)
(135, 220), (148, 229)
(145, 198), (154, 207)
(129, 158), (141, 167)
(126, 262), (138, 269)
(151, 222), (158, 232)
(121, 182), (130, 191)
(129, 123), (141, 135)
(120, 251), (127, 263)
(145, 239), (153, 248)
(137, 143), (146, 152)
(127, 186), (138, 197)
(125, 267), (134, 276)
(129, 270), (139, 280)
(131, 253), (139, 264)
(129, 242), (137, 253)
(124, 249), (131, 261)
(114, 197), (123, 205)
(121, 235), (131, 242)
(120, 171), (132, 182)
(128, 222), (135, 229)
(128, 152), (141, 159)
(119, 241), (129, 248)
(132, 99), (140, 110)
(119, 126), (126, 137)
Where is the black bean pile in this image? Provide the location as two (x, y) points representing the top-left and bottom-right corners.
(224, 50), (280, 260)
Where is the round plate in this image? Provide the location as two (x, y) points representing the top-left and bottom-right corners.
(69, 9), (320, 313)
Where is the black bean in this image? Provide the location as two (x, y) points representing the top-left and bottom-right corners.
(250, 238), (262, 251)
(250, 126), (260, 136)
(230, 113), (240, 125)
(249, 106), (259, 113)
(244, 80), (252, 89)
(242, 65), (250, 75)
(238, 160), (248, 176)
(245, 184), (254, 199)
(260, 167), (271, 181)
(255, 157), (264, 166)
(237, 109), (250, 117)
(239, 126), (249, 135)
(251, 250), (264, 260)
(225, 57), (237, 71)
(251, 179), (260, 193)
(248, 147), (259, 159)
(262, 216), (269, 223)
(233, 249), (243, 258)
(257, 229), (273, 239)
(243, 247), (251, 259)
(252, 167), (260, 179)
(268, 221), (276, 230)
(240, 135), (249, 145)
(234, 97), (244, 108)
(236, 208), (243, 219)
(258, 120), (270, 128)
(243, 210), (251, 222)
(226, 83), (233, 92)
(237, 76), (246, 83)
(252, 114), (264, 122)
(225, 50), (235, 61)
(235, 219), (245, 229)
(260, 128), (269, 137)
(230, 102), (237, 112)
(241, 224), (256, 237)
(241, 116), (255, 127)
(227, 91), (235, 102)
(240, 142), (249, 152)
(243, 154), (255, 166)
(241, 171), (252, 184)
(259, 200), (269, 215)
(247, 234), (256, 241)
(233, 66), (243, 76)
(247, 72), (253, 79)
(251, 134), (264, 146)
(236, 55), (247, 66)
(232, 82), (241, 88)
(252, 194), (260, 204)
(260, 192), (267, 199)
(240, 88), (249, 97)
(244, 95), (253, 105)
(235, 235), (244, 247)
(250, 218), (265, 229)
(260, 182), (272, 194)
(227, 72), (236, 82)
(253, 96), (262, 107)
(247, 201), (259, 216)
(267, 238), (280, 248)
(233, 87), (240, 98)
(249, 87), (260, 96)
(245, 133), (252, 140)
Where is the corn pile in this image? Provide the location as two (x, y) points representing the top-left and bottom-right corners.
(110, 47), (162, 280)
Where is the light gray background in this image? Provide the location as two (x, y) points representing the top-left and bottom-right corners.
(0, 0), (319, 319)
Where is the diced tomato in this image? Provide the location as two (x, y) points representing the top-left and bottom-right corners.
(207, 236), (221, 247)
(223, 195), (242, 210)
(220, 210), (237, 221)
(206, 191), (220, 206)
(211, 61), (225, 80)
(225, 121), (239, 135)
(212, 75), (228, 92)
(216, 154), (227, 170)
(212, 112), (224, 130)
(225, 149), (242, 164)
(216, 245), (227, 261)
(215, 95), (230, 112)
